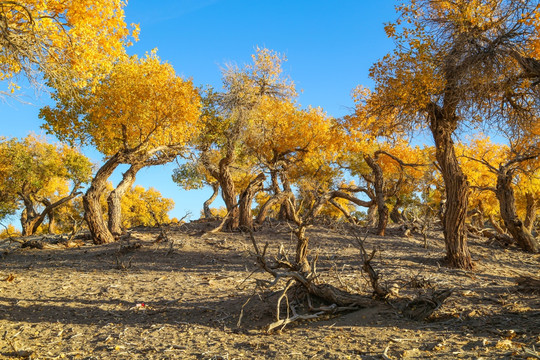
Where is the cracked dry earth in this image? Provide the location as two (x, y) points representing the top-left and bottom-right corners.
(0, 221), (539, 359)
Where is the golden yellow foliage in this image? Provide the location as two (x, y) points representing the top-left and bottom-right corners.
(41, 51), (201, 157)
(0, 0), (138, 94)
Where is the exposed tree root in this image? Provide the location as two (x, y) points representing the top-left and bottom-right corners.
(248, 231), (379, 332)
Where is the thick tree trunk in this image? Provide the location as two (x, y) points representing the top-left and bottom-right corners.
(364, 155), (388, 235)
(366, 204), (377, 227)
(238, 173), (265, 230)
(524, 193), (537, 233)
(107, 163), (143, 237)
(21, 208), (38, 236)
(390, 197), (404, 224)
(218, 157), (239, 230)
(203, 182), (220, 219)
(496, 170), (540, 253)
(278, 173), (296, 222)
(295, 224), (311, 273)
(84, 155), (122, 245)
(429, 105), (473, 269)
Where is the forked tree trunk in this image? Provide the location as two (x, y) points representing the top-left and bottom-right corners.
(108, 163), (143, 237)
(364, 154), (388, 235)
(256, 191), (291, 225)
(203, 182), (220, 218)
(238, 173), (265, 229)
(20, 193), (80, 236)
(84, 155), (122, 245)
(429, 105), (473, 269)
(496, 170), (540, 253)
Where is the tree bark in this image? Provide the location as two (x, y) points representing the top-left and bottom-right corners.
(524, 193), (537, 233)
(20, 192), (81, 236)
(390, 197), (404, 224)
(218, 157), (239, 230)
(366, 204), (377, 227)
(256, 169), (285, 224)
(496, 169), (540, 253)
(364, 154), (388, 235)
(278, 172), (296, 222)
(488, 213), (506, 234)
(203, 182), (220, 219)
(107, 163), (143, 237)
(84, 154), (122, 244)
(429, 104), (473, 269)
(238, 173), (265, 230)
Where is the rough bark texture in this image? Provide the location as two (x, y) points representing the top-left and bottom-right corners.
(488, 214), (506, 235)
(84, 155), (121, 245)
(390, 197), (405, 224)
(278, 173), (296, 222)
(218, 157), (239, 230)
(294, 225), (310, 273)
(496, 170), (540, 253)
(203, 182), (220, 219)
(366, 204), (377, 227)
(524, 193), (537, 233)
(107, 163), (143, 237)
(429, 104), (473, 269)
(364, 154), (388, 236)
(238, 173), (265, 230)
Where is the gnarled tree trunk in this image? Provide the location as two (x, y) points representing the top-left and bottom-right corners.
(238, 173), (265, 230)
(203, 182), (220, 219)
(364, 154), (388, 235)
(84, 154), (122, 245)
(107, 163), (143, 237)
(524, 193), (537, 234)
(390, 197), (405, 224)
(429, 104), (473, 269)
(20, 192), (81, 236)
(278, 172), (296, 222)
(496, 169), (540, 253)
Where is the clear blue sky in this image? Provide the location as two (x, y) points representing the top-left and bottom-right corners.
(1, 0), (398, 222)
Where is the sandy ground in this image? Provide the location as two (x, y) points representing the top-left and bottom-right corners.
(0, 221), (539, 359)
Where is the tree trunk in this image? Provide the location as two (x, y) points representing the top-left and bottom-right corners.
(84, 154), (122, 245)
(366, 204), (377, 227)
(278, 172), (296, 222)
(364, 155), (388, 235)
(488, 214), (506, 234)
(496, 170), (540, 253)
(238, 173), (265, 230)
(295, 224), (311, 273)
(390, 197), (404, 224)
(203, 182), (220, 219)
(524, 193), (537, 233)
(21, 193), (80, 236)
(429, 105), (473, 269)
(108, 163), (143, 237)
(218, 158), (239, 230)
